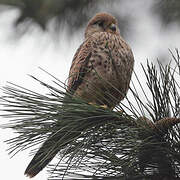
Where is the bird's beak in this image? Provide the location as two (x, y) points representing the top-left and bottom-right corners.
(109, 23), (116, 32)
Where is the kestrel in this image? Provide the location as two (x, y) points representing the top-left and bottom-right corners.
(67, 12), (134, 108)
(25, 12), (134, 178)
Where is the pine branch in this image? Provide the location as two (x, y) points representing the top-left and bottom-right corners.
(0, 0), (99, 34)
(1, 50), (180, 179)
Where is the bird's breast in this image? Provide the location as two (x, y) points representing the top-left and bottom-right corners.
(89, 32), (134, 85)
(75, 32), (134, 107)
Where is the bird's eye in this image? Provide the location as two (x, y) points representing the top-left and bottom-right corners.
(98, 21), (104, 27)
(94, 20), (104, 27)
(109, 23), (116, 32)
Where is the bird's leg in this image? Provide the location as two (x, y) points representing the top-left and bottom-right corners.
(88, 102), (108, 109)
(115, 108), (124, 113)
(117, 109), (123, 113)
(100, 104), (108, 109)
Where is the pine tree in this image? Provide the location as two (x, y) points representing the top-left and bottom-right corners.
(1, 50), (180, 179)
(0, 0), (98, 33)
(0, 0), (180, 35)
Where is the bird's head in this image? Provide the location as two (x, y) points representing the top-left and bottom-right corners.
(85, 12), (120, 38)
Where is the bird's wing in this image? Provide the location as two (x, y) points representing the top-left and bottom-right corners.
(67, 39), (92, 93)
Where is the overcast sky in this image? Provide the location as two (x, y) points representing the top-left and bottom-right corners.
(1, 1), (180, 180)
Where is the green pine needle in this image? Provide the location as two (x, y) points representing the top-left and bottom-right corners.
(1, 50), (180, 179)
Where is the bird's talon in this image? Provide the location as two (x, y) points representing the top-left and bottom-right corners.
(88, 102), (108, 109)
(117, 109), (124, 113)
(99, 104), (108, 109)
(88, 102), (97, 106)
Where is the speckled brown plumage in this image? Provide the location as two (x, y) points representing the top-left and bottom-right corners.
(68, 12), (134, 108)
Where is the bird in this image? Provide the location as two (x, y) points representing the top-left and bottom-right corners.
(24, 12), (134, 178)
(67, 12), (134, 108)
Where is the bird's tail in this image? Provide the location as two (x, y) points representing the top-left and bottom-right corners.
(24, 129), (81, 178)
(24, 134), (60, 178)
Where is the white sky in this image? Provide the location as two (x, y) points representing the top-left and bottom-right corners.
(1, 1), (180, 180)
